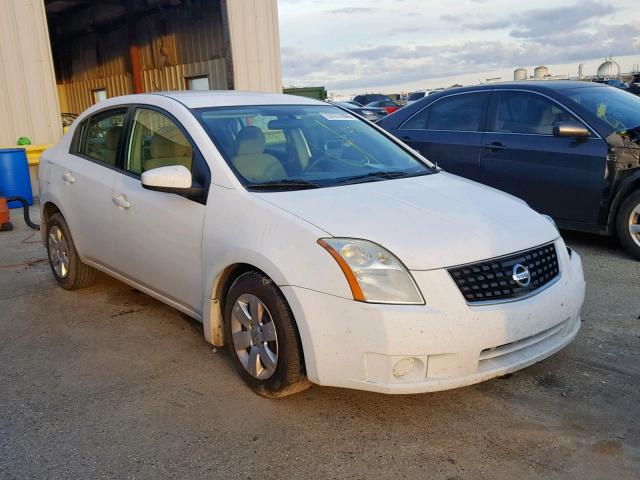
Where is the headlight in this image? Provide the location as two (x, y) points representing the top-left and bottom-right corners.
(318, 238), (424, 304)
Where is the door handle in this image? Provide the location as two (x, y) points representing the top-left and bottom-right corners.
(402, 135), (413, 141)
(62, 171), (75, 184)
(112, 194), (131, 209)
(484, 142), (504, 152)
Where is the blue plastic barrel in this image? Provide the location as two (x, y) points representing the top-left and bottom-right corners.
(0, 148), (33, 209)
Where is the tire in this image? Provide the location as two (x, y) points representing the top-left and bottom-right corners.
(46, 212), (97, 289)
(616, 190), (640, 261)
(224, 271), (311, 398)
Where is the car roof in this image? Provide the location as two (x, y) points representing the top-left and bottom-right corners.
(151, 90), (327, 109)
(437, 80), (607, 95)
(380, 79), (616, 138)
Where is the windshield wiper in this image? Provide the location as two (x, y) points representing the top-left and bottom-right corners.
(334, 170), (428, 186)
(247, 179), (321, 191)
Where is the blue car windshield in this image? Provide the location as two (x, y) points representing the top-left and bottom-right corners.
(562, 86), (640, 132)
(193, 105), (435, 190)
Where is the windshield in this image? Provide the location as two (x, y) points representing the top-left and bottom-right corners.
(408, 92), (425, 101)
(562, 86), (640, 132)
(194, 105), (435, 190)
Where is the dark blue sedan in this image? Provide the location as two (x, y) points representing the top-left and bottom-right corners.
(378, 81), (640, 260)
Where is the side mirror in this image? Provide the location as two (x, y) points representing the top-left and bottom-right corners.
(141, 165), (203, 196)
(553, 122), (590, 138)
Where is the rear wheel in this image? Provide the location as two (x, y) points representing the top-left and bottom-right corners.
(46, 213), (97, 289)
(616, 190), (640, 260)
(224, 271), (310, 398)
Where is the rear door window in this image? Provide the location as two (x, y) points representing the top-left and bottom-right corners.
(402, 92), (489, 131)
(77, 109), (127, 166)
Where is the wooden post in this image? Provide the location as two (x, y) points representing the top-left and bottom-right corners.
(128, 20), (143, 94)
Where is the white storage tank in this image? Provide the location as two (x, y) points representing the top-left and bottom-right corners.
(514, 68), (527, 81)
(597, 58), (620, 78)
(533, 66), (549, 78)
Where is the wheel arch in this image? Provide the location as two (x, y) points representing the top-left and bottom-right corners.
(203, 258), (289, 347)
(608, 171), (640, 233)
(42, 201), (61, 221)
(40, 200), (63, 241)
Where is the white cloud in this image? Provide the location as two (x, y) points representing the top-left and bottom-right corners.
(278, 0), (640, 94)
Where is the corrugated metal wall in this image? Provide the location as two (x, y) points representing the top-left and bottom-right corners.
(62, 75), (133, 114)
(63, 28), (130, 82)
(0, 0), (282, 145)
(225, 0), (282, 92)
(142, 59), (227, 92)
(0, 0), (62, 145)
(56, 1), (230, 113)
(137, 4), (225, 69)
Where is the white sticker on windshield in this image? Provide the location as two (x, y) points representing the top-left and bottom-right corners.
(320, 112), (357, 121)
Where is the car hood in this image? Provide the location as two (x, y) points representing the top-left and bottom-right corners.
(255, 173), (558, 270)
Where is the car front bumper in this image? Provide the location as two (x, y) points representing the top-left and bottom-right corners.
(282, 240), (585, 394)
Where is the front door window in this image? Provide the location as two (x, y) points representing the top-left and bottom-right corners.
(127, 108), (194, 175)
(492, 92), (579, 135)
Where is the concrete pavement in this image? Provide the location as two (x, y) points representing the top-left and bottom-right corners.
(1, 210), (638, 479)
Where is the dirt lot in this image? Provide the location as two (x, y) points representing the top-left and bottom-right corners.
(1, 210), (639, 479)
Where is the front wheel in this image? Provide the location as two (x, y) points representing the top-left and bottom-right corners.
(616, 190), (640, 261)
(224, 271), (310, 398)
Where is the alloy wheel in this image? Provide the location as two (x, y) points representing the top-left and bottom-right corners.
(230, 294), (279, 380)
(629, 201), (640, 248)
(48, 225), (70, 278)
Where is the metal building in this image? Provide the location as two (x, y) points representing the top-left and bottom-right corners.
(0, 0), (282, 146)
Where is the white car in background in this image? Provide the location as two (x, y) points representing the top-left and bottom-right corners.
(406, 89), (445, 105)
(39, 91), (585, 397)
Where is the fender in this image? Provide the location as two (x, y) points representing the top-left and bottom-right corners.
(201, 254), (328, 384)
(607, 169), (640, 233)
(202, 249), (293, 347)
(39, 193), (72, 241)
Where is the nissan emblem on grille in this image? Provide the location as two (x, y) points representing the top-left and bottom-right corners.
(511, 263), (531, 287)
(447, 243), (559, 303)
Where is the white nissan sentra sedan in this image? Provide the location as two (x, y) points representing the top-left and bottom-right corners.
(39, 91), (585, 397)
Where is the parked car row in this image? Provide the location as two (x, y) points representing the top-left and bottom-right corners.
(342, 93), (402, 119)
(593, 74), (640, 95)
(624, 73), (640, 96)
(406, 89), (444, 105)
(352, 93), (394, 106)
(332, 101), (388, 122)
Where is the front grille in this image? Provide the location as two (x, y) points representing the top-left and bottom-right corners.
(448, 243), (559, 304)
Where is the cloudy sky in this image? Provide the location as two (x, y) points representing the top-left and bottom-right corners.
(278, 0), (640, 96)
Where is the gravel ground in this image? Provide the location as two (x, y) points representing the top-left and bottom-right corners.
(1, 210), (639, 479)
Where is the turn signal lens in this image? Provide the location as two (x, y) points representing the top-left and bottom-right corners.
(318, 238), (424, 305)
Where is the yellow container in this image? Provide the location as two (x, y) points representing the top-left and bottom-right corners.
(23, 145), (51, 166)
